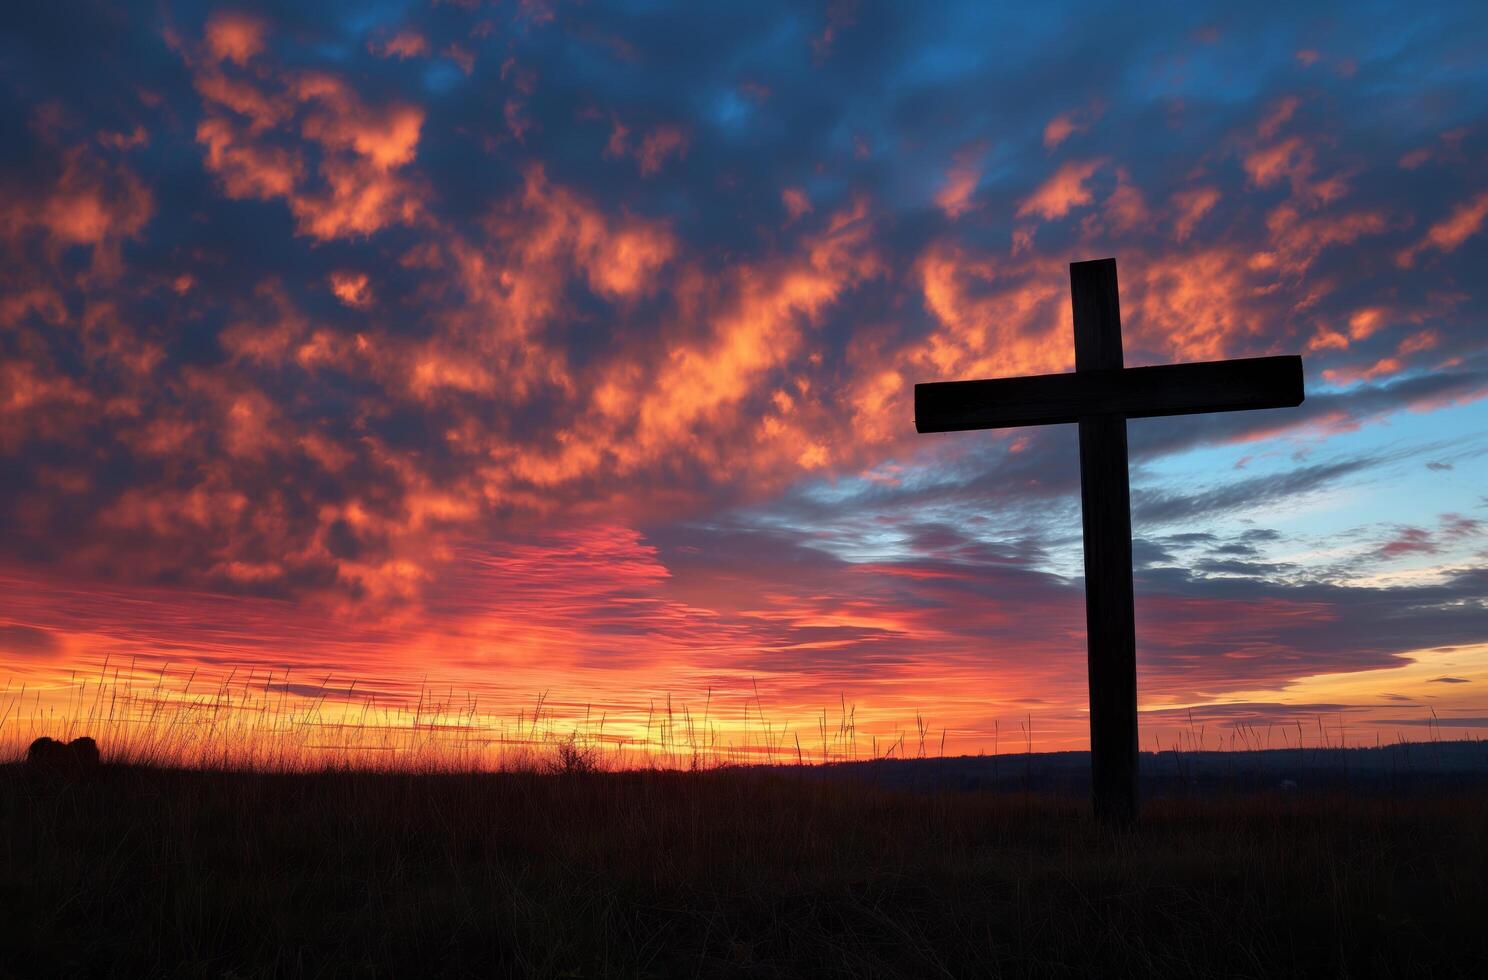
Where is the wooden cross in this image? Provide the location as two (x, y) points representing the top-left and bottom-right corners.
(914, 258), (1304, 824)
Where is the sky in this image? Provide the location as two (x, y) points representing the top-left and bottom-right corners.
(1, 0), (1486, 758)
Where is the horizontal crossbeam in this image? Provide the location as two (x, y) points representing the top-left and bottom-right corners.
(914, 355), (1303, 434)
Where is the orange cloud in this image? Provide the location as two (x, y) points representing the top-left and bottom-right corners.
(218, 281), (313, 365)
(912, 246), (1068, 383)
(192, 69), (292, 131)
(189, 36), (427, 241)
(1396, 190), (1488, 267)
(39, 152), (153, 248)
(1, 142), (155, 280)
(512, 165), (676, 301)
(1128, 247), (1279, 362)
(296, 75), (422, 168)
(1042, 103), (1101, 150)
(329, 271), (372, 308)
(204, 11), (267, 66)
(1014, 159), (1103, 221)
(1323, 357), (1404, 385)
(501, 199), (883, 495)
(934, 159), (981, 220)
(1347, 307), (1387, 341)
(1398, 329), (1439, 354)
(1244, 137), (1307, 189)
(1243, 121), (1349, 209)
(340, 162), (680, 432)
(0, 360), (94, 454)
(1170, 186), (1219, 241)
(1262, 203), (1391, 277)
(195, 116), (302, 198)
(1102, 168), (1151, 233)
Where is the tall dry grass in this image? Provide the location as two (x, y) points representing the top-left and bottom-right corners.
(6, 656), (1479, 779)
(1, 657), (880, 773)
(4, 761), (1487, 977)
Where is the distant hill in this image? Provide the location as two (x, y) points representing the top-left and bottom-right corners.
(773, 739), (1488, 796)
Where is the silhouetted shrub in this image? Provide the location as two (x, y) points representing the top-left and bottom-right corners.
(27, 736), (102, 775)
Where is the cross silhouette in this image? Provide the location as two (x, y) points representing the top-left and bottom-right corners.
(914, 258), (1304, 824)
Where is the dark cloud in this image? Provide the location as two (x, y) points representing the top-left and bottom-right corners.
(264, 681), (402, 702)
(1133, 564), (1488, 693)
(1191, 558), (1296, 576)
(1377, 717), (1488, 728)
(0, 623), (58, 656)
(1136, 458), (1375, 524)
(638, 512), (1488, 704)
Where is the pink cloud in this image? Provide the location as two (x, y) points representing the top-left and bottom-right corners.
(1256, 95), (1300, 140)
(781, 186), (813, 222)
(934, 159), (981, 219)
(500, 58), (537, 142)
(636, 125), (688, 177)
(1398, 147), (1433, 170)
(371, 30), (429, 60)
(1396, 190), (1488, 267)
(601, 120), (688, 177)
(1374, 512), (1482, 559)
(1043, 113), (1081, 149)
(443, 43), (475, 75)
(810, 0), (858, 63)
(603, 118), (629, 160)
(1042, 104), (1102, 150)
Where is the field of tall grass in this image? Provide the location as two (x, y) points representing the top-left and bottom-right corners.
(8, 656), (1471, 776)
(1, 658), (886, 774)
(6, 659), (1487, 976)
(5, 760), (1487, 977)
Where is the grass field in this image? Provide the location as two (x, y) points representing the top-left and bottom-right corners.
(4, 761), (1487, 978)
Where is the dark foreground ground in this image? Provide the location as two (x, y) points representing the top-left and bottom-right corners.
(4, 752), (1488, 978)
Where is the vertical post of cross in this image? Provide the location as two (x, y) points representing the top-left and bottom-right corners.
(1070, 258), (1139, 825)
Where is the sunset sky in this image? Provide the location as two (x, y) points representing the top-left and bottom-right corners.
(2, 0), (1486, 756)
